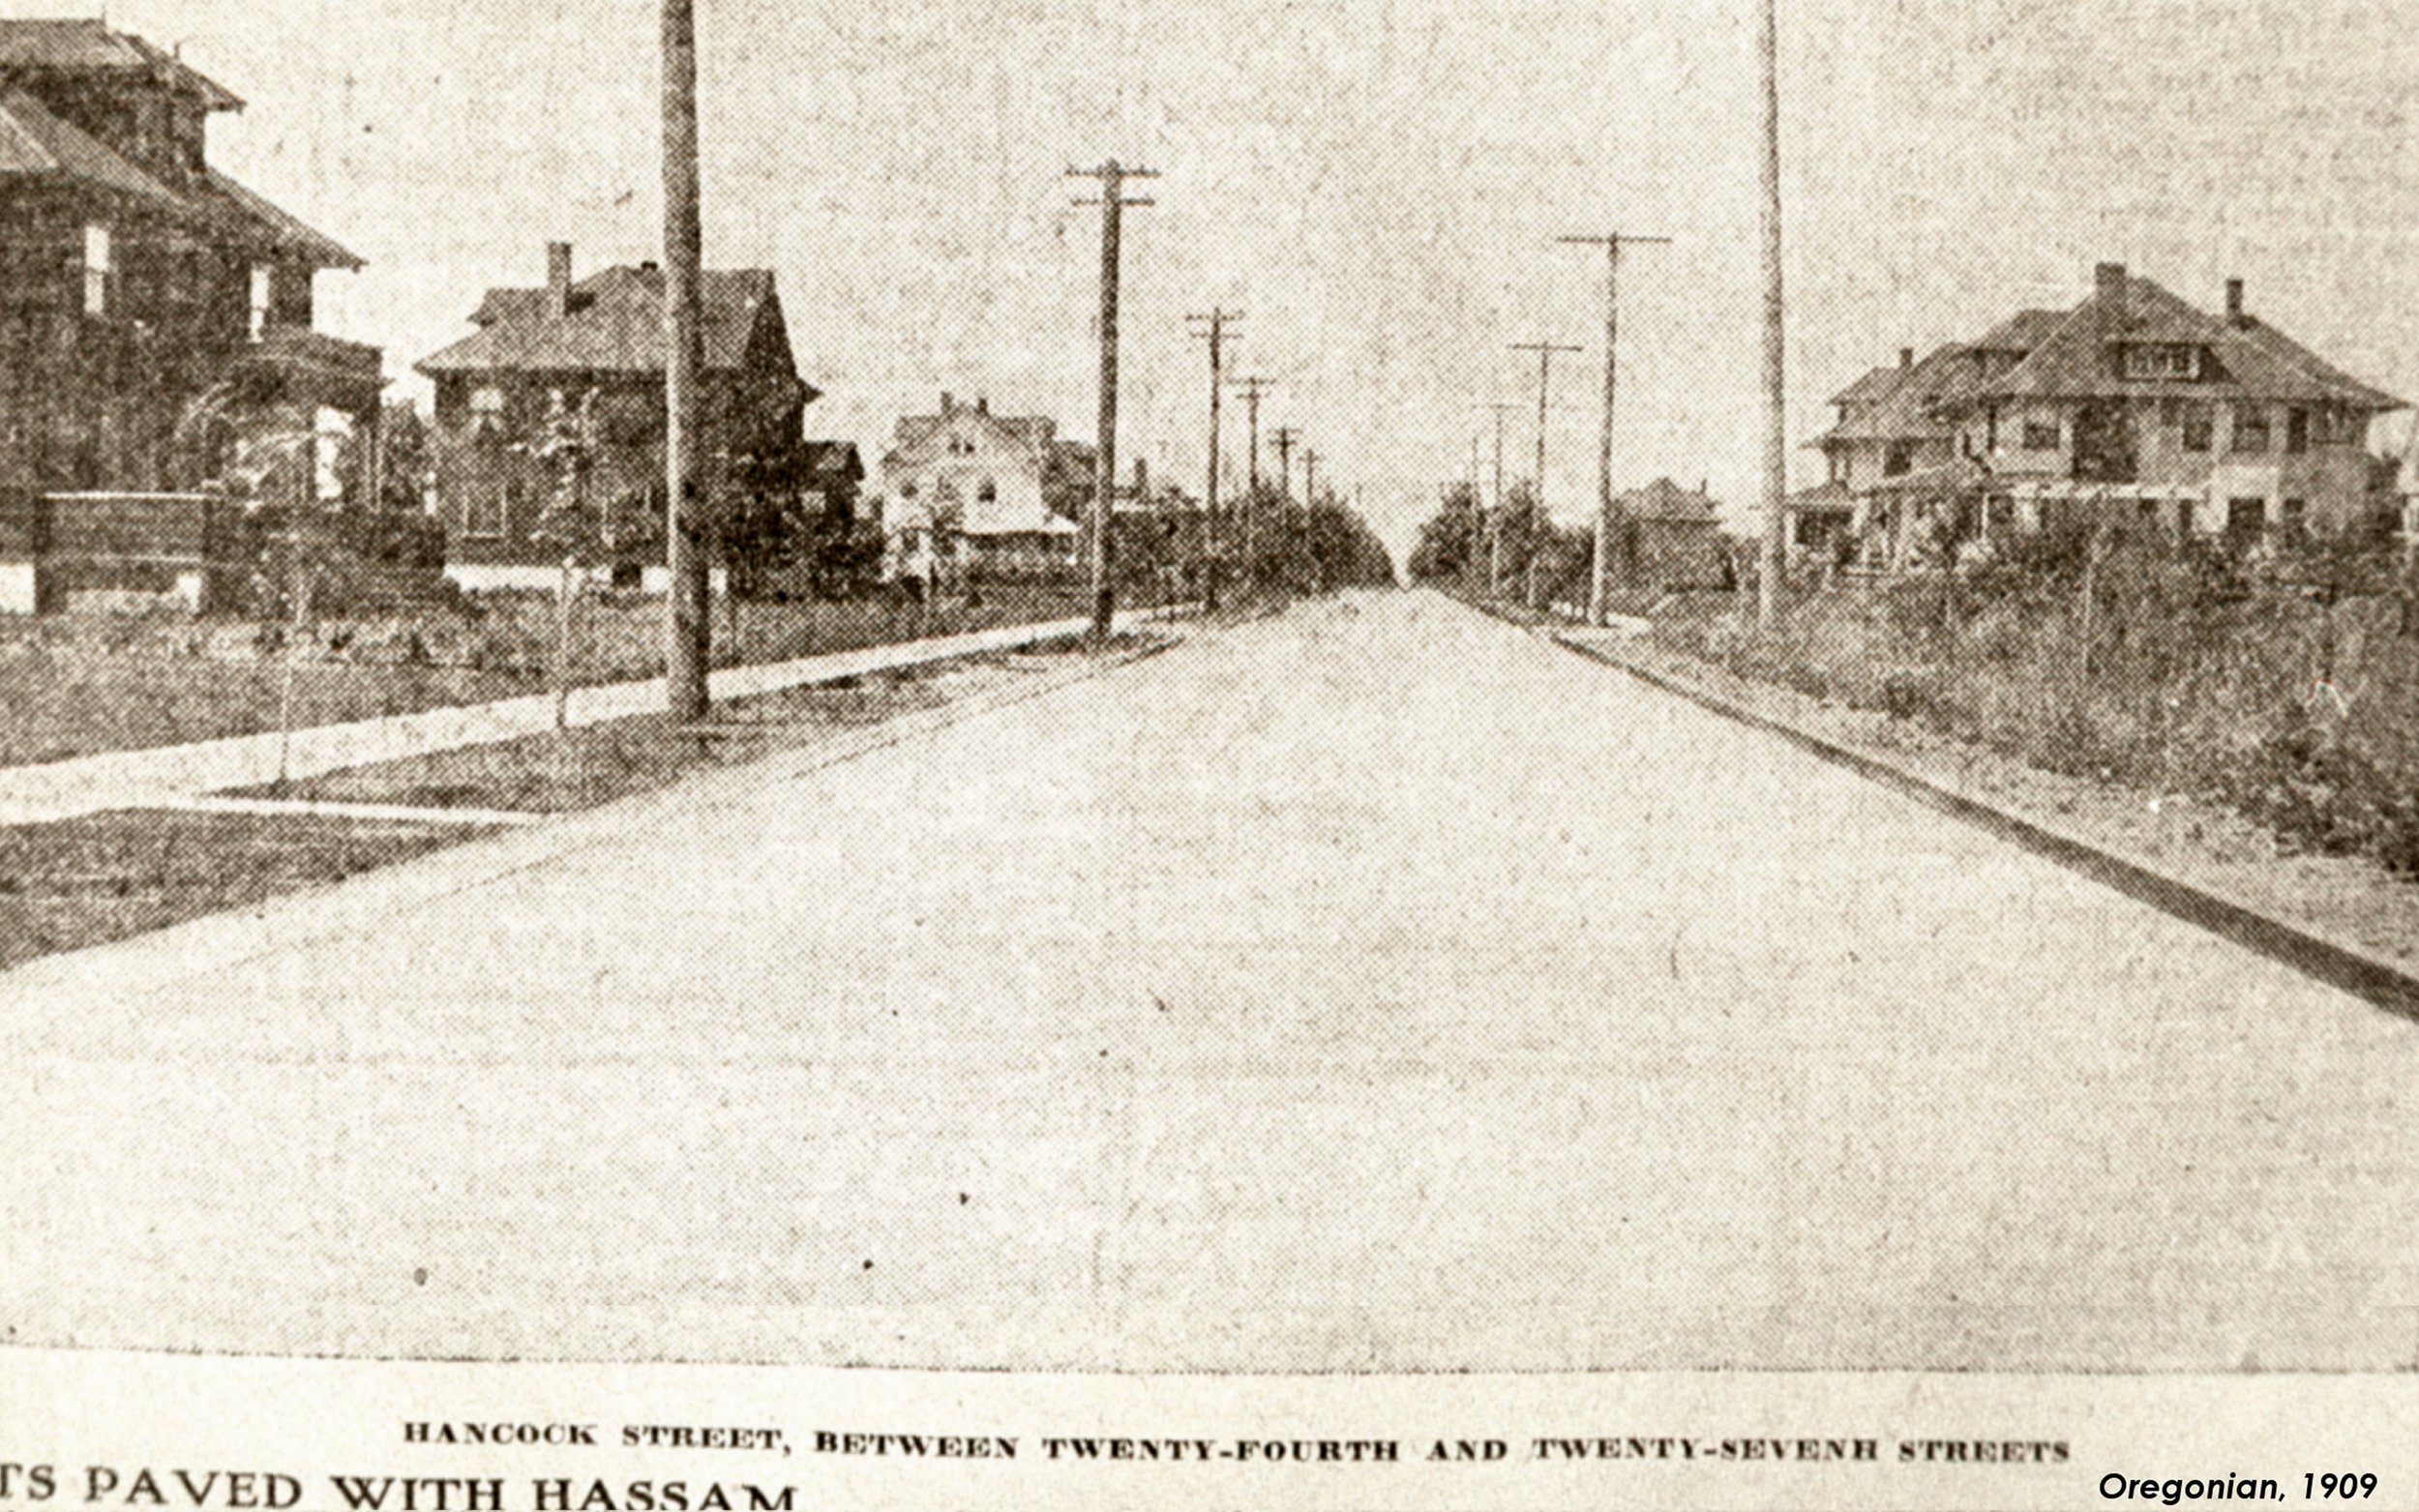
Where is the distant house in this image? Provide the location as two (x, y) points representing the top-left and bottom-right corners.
(417, 242), (816, 591)
(1613, 478), (1728, 590)
(1808, 263), (2404, 571)
(0, 19), (381, 610)
(877, 393), (1082, 584)
(799, 441), (864, 520)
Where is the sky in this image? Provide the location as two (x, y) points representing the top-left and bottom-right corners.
(35, 0), (2419, 555)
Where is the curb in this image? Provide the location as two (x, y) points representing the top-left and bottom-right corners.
(1443, 588), (2419, 1022)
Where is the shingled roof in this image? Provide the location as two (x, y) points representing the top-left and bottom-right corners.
(418, 265), (808, 392)
(885, 395), (1059, 463)
(1618, 478), (1719, 522)
(1977, 268), (2403, 410)
(0, 85), (360, 267)
(1818, 343), (1973, 446)
(0, 19), (244, 110)
(0, 84), (182, 208)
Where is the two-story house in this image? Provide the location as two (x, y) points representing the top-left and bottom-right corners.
(0, 20), (381, 608)
(877, 393), (1082, 585)
(417, 242), (816, 591)
(1803, 263), (2404, 570)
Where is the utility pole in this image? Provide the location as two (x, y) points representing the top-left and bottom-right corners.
(1482, 400), (1518, 593)
(1068, 159), (1158, 637)
(1756, 0), (1788, 630)
(1271, 426), (1299, 502)
(1231, 374), (1274, 570)
(1302, 446), (1318, 509)
(1510, 341), (1580, 610)
(661, 0), (708, 718)
(1186, 306), (1240, 609)
(1559, 231), (1669, 626)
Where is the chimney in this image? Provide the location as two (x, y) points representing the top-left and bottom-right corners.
(547, 242), (573, 317)
(2225, 277), (2246, 326)
(2096, 261), (2128, 323)
(941, 391), (955, 413)
(1898, 346), (1914, 371)
(975, 394), (988, 414)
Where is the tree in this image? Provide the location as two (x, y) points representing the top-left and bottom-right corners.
(1406, 482), (1483, 582)
(526, 390), (650, 728)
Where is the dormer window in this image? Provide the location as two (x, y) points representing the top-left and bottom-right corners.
(82, 224), (112, 316)
(2122, 343), (2199, 381)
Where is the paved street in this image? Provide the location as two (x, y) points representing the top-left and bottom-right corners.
(3, 589), (2415, 1372)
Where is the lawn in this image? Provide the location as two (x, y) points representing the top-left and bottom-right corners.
(0, 582), (1094, 768)
(0, 808), (470, 971)
(0, 629), (1168, 972)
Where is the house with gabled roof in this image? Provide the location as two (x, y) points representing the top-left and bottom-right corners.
(417, 241), (816, 591)
(1612, 477), (1729, 590)
(877, 392), (1082, 586)
(0, 19), (381, 608)
(1803, 262), (2405, 571)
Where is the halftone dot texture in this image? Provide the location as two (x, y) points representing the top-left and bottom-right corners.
(3, 594), (2412, 1371)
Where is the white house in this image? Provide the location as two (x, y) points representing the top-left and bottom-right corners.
(878, 393), (1082, 583)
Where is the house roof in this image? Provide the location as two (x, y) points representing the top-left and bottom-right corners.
(800, 440), (863, 483)
(1784, 480), (1856, 515)
(1817, 343), (1975, 445)
(1978, 271), (2404, 410)
(0, 85), (183, 209)
(1971, 308), (2066, 351)
(0, 85), (360, 267)
(1618, 477), (1718, 522)
(884, 396), (1060, 466)
(0, 19), (244, 110)
(418, 266), (805, 388)
(199, 166), (363, 268)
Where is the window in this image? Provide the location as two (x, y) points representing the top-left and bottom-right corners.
(466, 483), (508, 539)
(976, 477), (999, 503)
(82, 224), (112, 316)
(2232, 406), (2270, 454)
(2180, 403), (2214, 453)
(470, 386), (506, 430)
(2022, 419), (2061, 452)
(2122, 343), (2198, 381)
(2285, 407), (2309, 455)
(2281, 498), (2308, 534)
(1883, 442), (1914, 478)
(249, 265), (272, 341)
(2225, 497), (2267, 548)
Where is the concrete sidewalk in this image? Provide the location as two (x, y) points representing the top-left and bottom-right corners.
(0, 609), (1147, 825)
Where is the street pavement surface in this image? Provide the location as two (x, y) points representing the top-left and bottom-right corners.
(3, 590), (2414, 1371)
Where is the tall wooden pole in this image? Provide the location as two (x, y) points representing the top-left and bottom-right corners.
(1511, 341), (1580, 609)
(1560, 232), (1668, 626)
(662, 0), (708, 717)
(1755, 0), (1788, 630)
(1069, 160), (1157, 637)
(1188, 307), (1239, 609)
